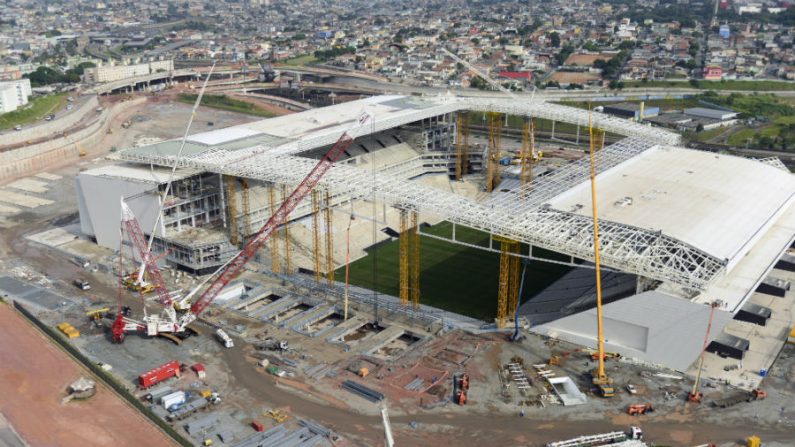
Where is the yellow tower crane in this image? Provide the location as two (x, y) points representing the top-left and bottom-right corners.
(311, 190), (322, 282)
(324, 190), (334, 286)
(588, 111), (614, 398)
(494, 236), (520, 328)
(225, 177), (239, 246)
(455, 112), (469, 181)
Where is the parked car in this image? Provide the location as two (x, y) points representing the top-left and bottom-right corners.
(14, 125), (22, 131)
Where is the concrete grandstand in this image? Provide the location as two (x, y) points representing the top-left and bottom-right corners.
(75, 94), (795, 385)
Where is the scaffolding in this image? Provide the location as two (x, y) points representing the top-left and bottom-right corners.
(455, 112), (469, 181)
(495, 237), (520, 328)
(324, 189), (334, 286)
(410, 210), (420, 310)
(239, 178), (251, 240)
(399, 209), (409, 306)
(519, 118), (534, 187)
(311, 190), (322, 282)
(282, 184), (291, 274)
(268, 184), (280, 273)
(225, 176), (238, 246)
(485, 112), (502, 193)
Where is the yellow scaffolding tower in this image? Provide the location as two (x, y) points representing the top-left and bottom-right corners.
(311, 190), (322, 282)
(399, 209), (410, 306)
(268, 184), (280, 274)
(520, 118), (534, 187)
(495, 237), (520, 328)
(225, 176), (238, 246)
(485, 112), (502, 192)
(455, 113), (469, 180)
(282, 184), (291, 274)
(507, 243), (521, 318)
(324, 190), (334, 286)
(239, 178), (251, 242)
(410, 211), (420, 310)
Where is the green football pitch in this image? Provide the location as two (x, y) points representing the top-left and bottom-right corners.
(335, 221), (573, 321)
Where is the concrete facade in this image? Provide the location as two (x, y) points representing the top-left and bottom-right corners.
(0, 79), (32, 113)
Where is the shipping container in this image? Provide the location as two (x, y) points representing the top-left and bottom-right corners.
(251, 421), (264, 432)
(146, 385), (174, 402)
(161, 391), (187, 410)
(138, 360), (181, 388)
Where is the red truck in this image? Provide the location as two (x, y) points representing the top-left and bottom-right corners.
(138, 360), (181, 388)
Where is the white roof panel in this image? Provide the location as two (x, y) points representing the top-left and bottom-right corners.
(186, 127), (262, 146)
(80, 164), (198, 184)
(548, 147), (795, 264)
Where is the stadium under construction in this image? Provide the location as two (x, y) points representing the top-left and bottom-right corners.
(75, 94), (795, 385)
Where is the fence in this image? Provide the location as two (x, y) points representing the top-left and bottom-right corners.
(11, 300), (193, 447)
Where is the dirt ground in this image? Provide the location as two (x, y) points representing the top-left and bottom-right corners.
(0, 304), (176, 447)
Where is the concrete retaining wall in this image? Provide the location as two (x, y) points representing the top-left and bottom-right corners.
(0, 97), (146, 182)
(3, 96), (100, 147)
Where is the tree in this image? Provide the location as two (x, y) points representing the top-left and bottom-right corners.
(549, 32), (561, 48)
(499, 37), (509, 46)
(696, 123), (705, 132)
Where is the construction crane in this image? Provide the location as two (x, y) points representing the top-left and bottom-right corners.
(688, 301), (720, 403)
(111, 112), (372, 342)
(587, 111), (614, 398)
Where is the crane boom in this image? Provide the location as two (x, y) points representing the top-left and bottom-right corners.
(182, 113), (372, 325)
(121, 199), (172, 307)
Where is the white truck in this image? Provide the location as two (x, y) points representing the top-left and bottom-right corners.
(215, 328), (234, 348)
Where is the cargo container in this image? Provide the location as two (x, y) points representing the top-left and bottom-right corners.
(146, 385), (174, 403)
(162, 391), (187, 410)
(138, 360), (180, 388)
(251, 421), (264, 432)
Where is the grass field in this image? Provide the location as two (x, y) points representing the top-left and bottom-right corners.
(280, 54), (318, 67)
(623, 79), (795, 91)
(177, 93), (277, 118)
(0, 93), (67, 130)
(336, 222), (573, 321)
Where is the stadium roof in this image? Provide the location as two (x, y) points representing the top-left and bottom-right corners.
(113, 95), (795, 304)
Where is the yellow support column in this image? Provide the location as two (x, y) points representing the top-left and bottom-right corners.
(324, 190), (334, 286)
(410, 211), (420, 310)
(486, 112), (502, 192)
(239, 178), (251, 242)
(268, 184), (280, 274)
(311, 190), (322, 282)
(520, 118), (534, 188)
(455, 113), (469, 180)
(282, 185), (291, 274)
(398, 209), (410, 306)
(225, 177), (238, 246)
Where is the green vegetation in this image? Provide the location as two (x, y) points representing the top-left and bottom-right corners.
(281, 54), (319, 66)
(336, 222), (572, 321)
(0, 93), (66, 130)
(622, 79), (795, 91)
(177, 94), (277, 118)
(313, 46), (356, 62)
